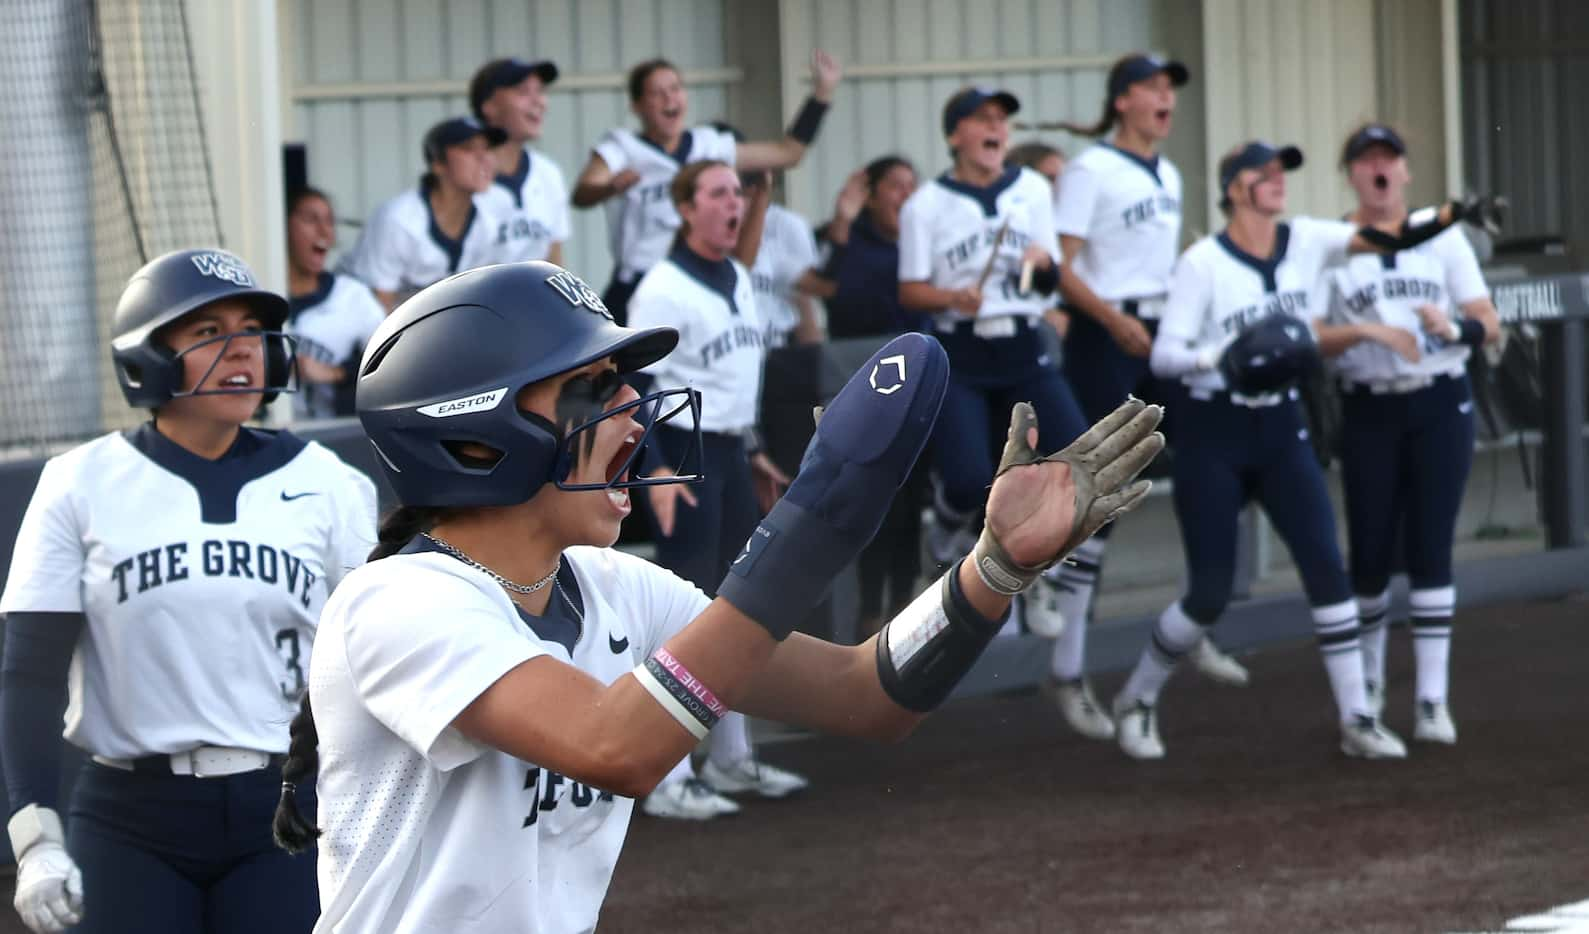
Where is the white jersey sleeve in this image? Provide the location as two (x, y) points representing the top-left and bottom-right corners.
(343, 197), (413, 294)
(695, 126), (738, 165)
(1052, 158), (1100, 239)
(1150, 243), (1217, 379)
(339, 563), (542, 771)
(592, 130), (629, 175)
(1, 455), (87, 614)
(628, 280), (694, 355)
(897, 190), (933, 283)
(323, 458), (377, 592)
(1292, 215), (1357, 268)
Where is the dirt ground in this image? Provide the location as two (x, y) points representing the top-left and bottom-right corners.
(600, 595), (1589, 934)
(0, 596), (1582, 933)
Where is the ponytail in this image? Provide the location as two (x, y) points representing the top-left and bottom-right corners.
(1060, 94), (1119, 139)
(272, 504), (450, 854)
(369, 504), (449, 562)
(273, 692), (322, 854)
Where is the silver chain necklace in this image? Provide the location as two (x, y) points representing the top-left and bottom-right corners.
(422, 533), (559, 595)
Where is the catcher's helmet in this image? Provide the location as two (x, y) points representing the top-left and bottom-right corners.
(356, 261), (701, 508)
(110, 248), (296, 408)
(1218, 313), (1320, 395)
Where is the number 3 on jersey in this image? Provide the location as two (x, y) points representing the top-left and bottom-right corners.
(275, 628), (305, 699)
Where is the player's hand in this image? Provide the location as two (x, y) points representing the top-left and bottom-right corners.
(13, 841), (83, 933)
(1414, 303), (1458, 341)
(1021, 244), (1054, 272)
(977, 399), (1164, 587)
(834, 170), (868, 221)
(1372, 322), (1423, 362)
(1105, 310), (1154, 358)
(749, 451), (791, 513)
(809, 49), (843, 100)
(646, 470), (698, 538)
(610, 169), (642, 196)
(296, 355), (345, 385)
(949, 285), (983, 315)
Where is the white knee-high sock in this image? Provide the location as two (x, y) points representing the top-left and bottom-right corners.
(707, 712), (752, 768)
(1046, 538), (1106, 680)
(1314, 599), (1368, 724)
(1118, 601), (1204, 706)
(1357, 589), (1392, 689)
(1410, 586), (1456, 703)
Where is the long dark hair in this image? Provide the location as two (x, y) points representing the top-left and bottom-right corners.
(272, 504), (450, 854)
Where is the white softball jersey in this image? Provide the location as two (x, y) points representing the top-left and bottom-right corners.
(0, 426), (376, 758)
(897, 166), (1062, 325)
(628, 246), (764, 434)
(309, 544), (710, 934)
(480, 148), (572, 264)
(341, 188), (510, 298)
(1053, 143), (1184, 309)
(1152, 216), (1356, 393)
(286, 272), (388, 420)
(748, 203), (820, 346)
(1325, 226), (1489, 385)
(591, 126), (738, 283)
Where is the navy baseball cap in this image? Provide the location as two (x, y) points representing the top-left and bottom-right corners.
(469, 58), (560, 118)
(422, 117), (508, 164)
(942, 86), (1020, 137)
(1108, 54), (1191, 98)
(1218, 141), (1304, 198)
(1341, 123), (1407, 164)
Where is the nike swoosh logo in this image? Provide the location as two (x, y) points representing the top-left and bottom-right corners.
(280, 491), (321, 502)
(609, 634), (629, 654)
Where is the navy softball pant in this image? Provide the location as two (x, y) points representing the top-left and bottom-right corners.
(1171, 391), (1352, 624)
(66, 759), (317, 934)
(648, 425), (758, 595)
(1063, 305), (1166, 540)
(1338, 372), (1475, 595)
(932, 319), (1089, 514)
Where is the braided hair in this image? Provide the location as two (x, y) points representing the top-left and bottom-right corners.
(272, 505), (449, 854)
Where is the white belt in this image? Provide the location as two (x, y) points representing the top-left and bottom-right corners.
(93, 746), (274, 778)
(1343, 372), (1455, 395)
(935, 315), (1027, 339)
(1187, 386), (1296, 408)
(1122, 295), (1168, 320)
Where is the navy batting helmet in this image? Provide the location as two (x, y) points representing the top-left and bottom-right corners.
(356, 261), (701, 508)
(1218, 313), (1320, 395)
(110, 248), (296, 408)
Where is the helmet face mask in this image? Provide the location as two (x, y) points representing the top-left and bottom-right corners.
(553, 386), (703, 491)
(157, 329), (300, 402)
(357, 261), (703, 509)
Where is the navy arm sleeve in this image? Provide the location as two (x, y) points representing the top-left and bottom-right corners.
(1, 611), (82, 815)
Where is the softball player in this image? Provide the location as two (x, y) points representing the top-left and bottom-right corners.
(899, 86), (1085, 598)
(1317, 123), (1500, 745)
(628, 160), (806, 817)
(0, 249), (376, 933)
(571, 50), (842, 325)
(341, 116), (510, 311)
(284, 186), (388, 420)
(269, 257), (1163, 934)
(1110, 140), (1500, 760)
(816, 155), (924, 339)
(743, 173), (822, 346)
(470, 57), (572, 267)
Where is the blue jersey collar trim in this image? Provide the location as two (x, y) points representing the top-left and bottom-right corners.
(494, 148), (533, 209)
(667, 241), (740, 314)
(422, 188), (479, 274)
(1101, 142), (1163, 187)
(934, 165), (1022, 218)
(639, 129), (695, 165)
(288, 272), (336, 321)
(1216, 222), (1292, 293)
(125, 422), (307, 524)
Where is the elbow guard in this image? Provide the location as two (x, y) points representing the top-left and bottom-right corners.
(875, 561), (1006, 713)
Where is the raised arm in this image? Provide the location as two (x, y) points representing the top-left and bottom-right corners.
(571, 151), (640, 209)
(735, 50), (842, 172)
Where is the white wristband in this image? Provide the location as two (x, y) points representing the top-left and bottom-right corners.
(7, 804), (64, 860)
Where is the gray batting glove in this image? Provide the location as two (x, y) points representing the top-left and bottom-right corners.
(9, 806), (84, 933)
(971, 397), (1164, 595)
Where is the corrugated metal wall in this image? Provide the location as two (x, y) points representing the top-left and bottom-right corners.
(283, 0), (733, 285)
(1200, 0), (1379, 222)
(1461, 0), (1589, 256)
(776, 0), (1174, 231)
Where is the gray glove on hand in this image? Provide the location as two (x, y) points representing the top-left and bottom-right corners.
(10, 806), (84, 933)
(972, 396), (1165, 595)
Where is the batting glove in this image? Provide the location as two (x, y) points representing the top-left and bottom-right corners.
(9, 805), (84, 933)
